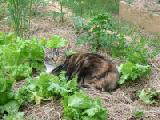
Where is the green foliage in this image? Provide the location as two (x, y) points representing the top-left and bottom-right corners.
(3, 112), (24, 120)
(77, 14), (149, 65)
(0, 100), (23, 120)
(10, 64), (32, 81)
(138, 88), (160, 104)
(0, 101), (20, 114)
(63, 0), (119, 17)
(72, 16), (85, 33)
(109, 33), (126, 57)
(17, 72), (78, 104)
(0, 33), (45, 75)
(125, 38), (149, 64)
(7, 0), (33, 37)
(0, 32), (17, 45)
(77, 14), (112, 50)
(0, 32), (44, 119)
(46, 35), (68, 48)
(63, 91), (108, 120)
(0, 32), (108, 120)
(118, 61), (150, 85)
(133, 110), (144, 119)
(0, 74), (14, 105)
(17, 73), (107, 120)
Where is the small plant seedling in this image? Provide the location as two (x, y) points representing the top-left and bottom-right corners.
(133, 110), (144, 119)
(138, 88), (160, 105)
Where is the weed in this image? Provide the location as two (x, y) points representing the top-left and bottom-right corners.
(138, 88), (160, 105)
(7, 0), (33, 37)
(72, 16), (85, 34)
(77, 14), (112, 51)
(63, 0), (119, 17)
(133, 110), (144, 119)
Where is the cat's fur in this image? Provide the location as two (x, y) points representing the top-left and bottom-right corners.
(44, 48), (67, 73)
(51, 53), (119, 91)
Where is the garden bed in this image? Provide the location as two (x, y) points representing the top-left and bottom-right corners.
(23, 3), (160, 120)
(119, 0), (160, 33)
(0, 1), (160, 120)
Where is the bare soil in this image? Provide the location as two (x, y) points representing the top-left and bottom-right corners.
(1, 1), (160, 120)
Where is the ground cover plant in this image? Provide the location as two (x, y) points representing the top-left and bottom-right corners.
(63, 91), (108, 120)
(138, 88), (160, 105)
(0, 32), (44, 119)
(132, 110), (144, 119)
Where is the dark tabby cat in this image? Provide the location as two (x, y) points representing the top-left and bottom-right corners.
(51, 53), (119, 91)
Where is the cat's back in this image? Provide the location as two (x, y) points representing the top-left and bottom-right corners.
(65, 53), (116, 75)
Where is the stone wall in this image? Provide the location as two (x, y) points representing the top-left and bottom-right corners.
(119, 1), (160, 33)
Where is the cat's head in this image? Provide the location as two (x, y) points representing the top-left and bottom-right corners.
(44, 48), (66, 73)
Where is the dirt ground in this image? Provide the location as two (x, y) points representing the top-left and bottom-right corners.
(1, 1), (160, 120)
(124, 0), (160, 14)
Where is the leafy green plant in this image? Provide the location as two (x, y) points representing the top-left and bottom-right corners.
(0, 33), (45, 74)
(1, 101), (23, 120)
(0, 85), (23, 119)
(138, 88), (160, 104)
(132, 110), (144, 119)
(0, 32), (45, 119)
(17, 72), (78, 104)
(63, 91), (108, 120)
(77, 14), (112, 51)
(109, 33), (126, 57)
(45, 35), (68, 48)
(0, 32), (108, 120)
(124, 38), (149, 64)
(72, 16), (85, 34)
(10, 64), (32, 80)
(0, 32), (17, 45)
(118, 61), (150, 85)
(0, 74), (14, 105)
(3, 112), (24, 120)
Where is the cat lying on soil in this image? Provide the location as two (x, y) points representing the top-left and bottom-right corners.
(51, 53), (119, 92)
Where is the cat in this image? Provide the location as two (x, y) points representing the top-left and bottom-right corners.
(51, 53), (119, 91)
(44, 48), (65, 73)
